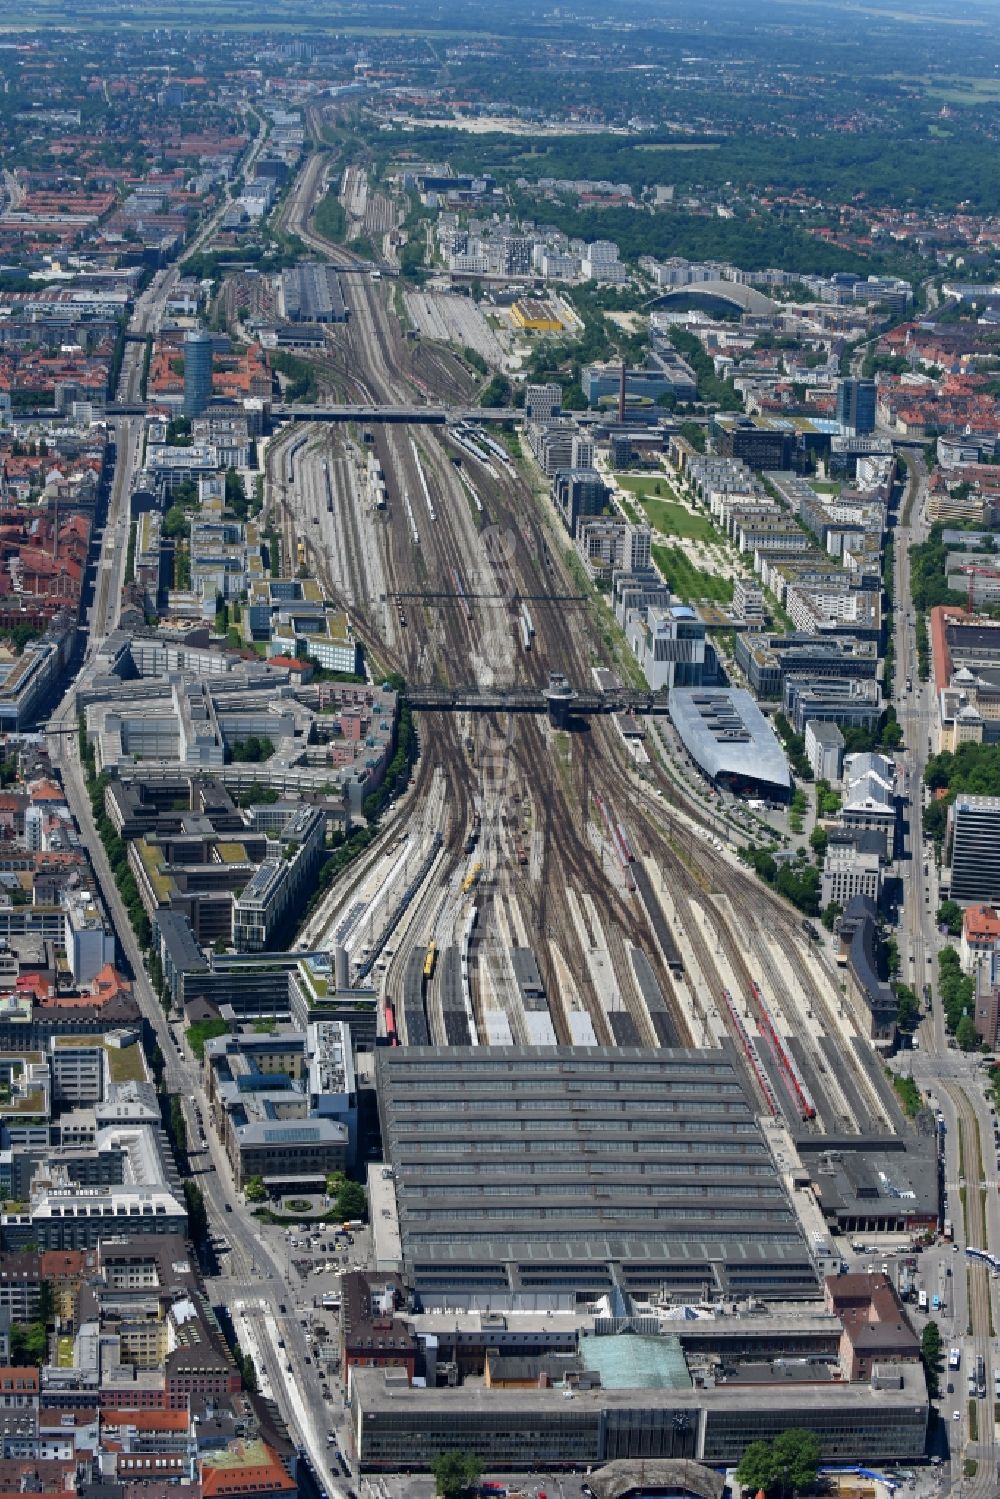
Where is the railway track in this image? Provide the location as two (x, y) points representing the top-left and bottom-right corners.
(296, 742), (440, 954)
(716, 880), (855, 1133)
(512, 716), (685, 1051)
(272, 143), (883, 1091)
(289, 395), (872, 1099)
(351, 419), (771, 1059)
(573, 715), (869, 1129)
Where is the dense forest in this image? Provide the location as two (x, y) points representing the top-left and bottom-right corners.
(374, 114), (1000, 219)
(524, 202), (901, 278)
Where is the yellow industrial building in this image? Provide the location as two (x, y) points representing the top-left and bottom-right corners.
(510, 299), (563, 332)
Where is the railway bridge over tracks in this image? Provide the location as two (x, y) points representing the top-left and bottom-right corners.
(271, 403), (521, 425)
(405, 684), (670, 715)
(389, 589), (588, 606)
(103, 403), (521, 423)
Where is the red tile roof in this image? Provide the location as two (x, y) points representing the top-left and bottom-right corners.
(200, 1445), (295, 1498)
(30, 780), (65, 803)
(964, 905), (1000, 943)
(90, 963), (132, 1005)
(39, 1250), (84, 1280)
(103, 1409), (191, 1432)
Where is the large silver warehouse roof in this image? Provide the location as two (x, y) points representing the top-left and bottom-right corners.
(668, 687), (791, 793)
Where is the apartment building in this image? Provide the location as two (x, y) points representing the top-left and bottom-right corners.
(960, 905), (1000, 974)
(731, 579), (766, 627)
(575, 518), (650, 581)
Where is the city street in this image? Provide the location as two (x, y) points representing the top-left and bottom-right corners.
(889, 450), (999, 1492)
(41, 124), (351, 1499)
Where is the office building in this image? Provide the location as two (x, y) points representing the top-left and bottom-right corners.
(950, 795), (1000, 903)
(351, 1361), (928, 1471)
(581, 240), (628, 284)
(837, 895), (898, 1044)
(341, 1272), (418, 1385)
(836, 379), (877, 437)
(571, 433), (595, 470)
(552, 468), (609, 533)
(231, 805), (325, 951)
(626, 605), (706, 691)
(524, 383), (561, 423)
(937, 683), (986, 754)
(613, 567), (671, 629)
(269, 604), (360, 675)
(63, 889), (116, 986)
(576, 519), (650, 582)
(736, 633), (879, 701)
(182, 331), (213, 419)
(203, 1021), (357, 1188)
(525, 419), (577, 476)
(582, 353), (697, 408)
(821, 835), (883, 910)
(783, 676), (883, 737)
(840, 752), (897, 857)
(84, 632), (395, 810)
(826, 1273), (920, 1382)
(3, 1179), (187, 1251)
(713, 416), (794, 472)
(0, 1256), (41, 1321)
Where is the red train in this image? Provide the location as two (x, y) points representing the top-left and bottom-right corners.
(749, 981), (816, 1121)
(593, 793), (636, 892)
(720, 988), (780, 1118)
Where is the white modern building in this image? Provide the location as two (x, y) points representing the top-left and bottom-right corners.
(805, 720), (845, 782)
(582, 240), (627, 284)
(626, 604), (706, 691)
